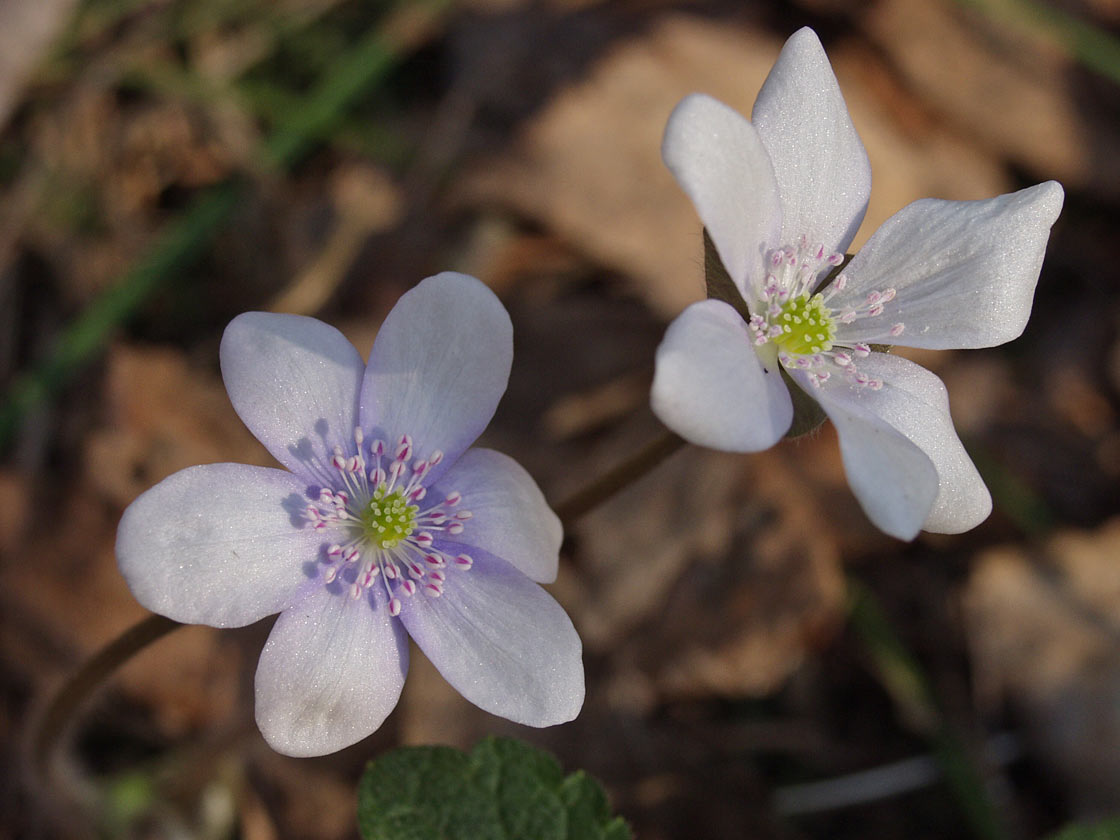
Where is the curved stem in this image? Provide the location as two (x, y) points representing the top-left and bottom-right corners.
(554, 430), (686, 528)
(34, 614), (182, 779)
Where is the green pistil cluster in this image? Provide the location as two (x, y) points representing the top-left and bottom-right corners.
(772, 293), (836, 356)
(361, 485), (418, 549)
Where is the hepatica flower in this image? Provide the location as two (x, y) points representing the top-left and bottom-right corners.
(116, 272), (583, 756)
(651, 27), (1064, 540)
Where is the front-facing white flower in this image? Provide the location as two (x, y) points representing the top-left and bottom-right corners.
(116, 272), (584, 756)
(651, 27), (1064, 540)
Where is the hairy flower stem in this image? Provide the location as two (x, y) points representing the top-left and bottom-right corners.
(34, 427), (685, 772)
(555, 430), (686, 529)
(33, 614), (181, 779)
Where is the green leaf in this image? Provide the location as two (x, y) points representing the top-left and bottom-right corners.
(357, 737), (631, 840)
(1046, 818), (1120, 840)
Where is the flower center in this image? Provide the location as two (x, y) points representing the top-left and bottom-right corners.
(360, 485), (417, 549)
(303, 430), (476, 616)
(770, 292), (836, 356)
(744, 236), (905, 391)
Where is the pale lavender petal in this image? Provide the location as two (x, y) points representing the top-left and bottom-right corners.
(434, 448), (561, 584)
(360, 273), (512, 482)
(115, 463), (325, 627)
(834, 182), (1064, 349)
(398, 551), (583, 728)
(255, 584), (408, 757)
(800, 353), (990, 538)
(221, 312), (364, 485)
(792, 370), (937, 541)
(752, 27), (870, 257)
(662, 93), (781, 303)
(652, 300), (792, 452)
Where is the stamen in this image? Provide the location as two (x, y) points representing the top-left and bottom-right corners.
(305, 434), (474, 616)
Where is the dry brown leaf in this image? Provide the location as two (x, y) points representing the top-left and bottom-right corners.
(864, 0), (1118, 196)
(571, 434), (845, 700)
(84, 343), (269, 509)
(964, 518), (1120, 813)
(458, 14), (1008, 318)
(0, 0), (80, 130)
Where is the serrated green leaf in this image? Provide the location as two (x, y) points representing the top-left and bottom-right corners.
(476, 737), (566, 840)
(1046, 818), (1120, 840)
(357, 737), (631, 840)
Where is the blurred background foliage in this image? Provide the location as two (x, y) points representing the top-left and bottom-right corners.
(1, 0), (1119, 838)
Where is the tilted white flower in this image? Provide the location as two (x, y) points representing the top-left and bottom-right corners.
(651, 27), (1064, 540)
(116, 272), (583, 756)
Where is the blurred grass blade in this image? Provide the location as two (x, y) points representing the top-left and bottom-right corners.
(968, 441), (1055, 537)
(848, 580), (1010, 840)
(261, 3), (449, 170)
(960, 0), (1120, 86)
(0, 183), (238, 449)
(0, 0), (449, 452)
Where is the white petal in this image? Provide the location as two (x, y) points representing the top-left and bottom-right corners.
(835, 182), (1064, 349)
(115, 464), (324, 627)
(255, 584), (408, 757)
(360, 273), (512, 481)
(752, 27), (870, 256)
(651, 300), (792, 452)
(221, 312), (364, 485)
(804, 354), (991, 539)
(662, 93), (781, 301)
(398, 551), (583, 728)
(434, 448), (562, 584)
